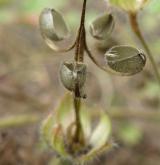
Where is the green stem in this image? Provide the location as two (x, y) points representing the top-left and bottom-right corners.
(0, 114), (40, 129)
(129, 13), (160, 85)
(73, 96), (82, 142)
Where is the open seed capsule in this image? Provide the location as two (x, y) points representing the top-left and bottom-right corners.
(60, 62), (87, 92)
(105, 45), (146, 75)
(89, 13), (115, 40)
(39, 8), (69, 42)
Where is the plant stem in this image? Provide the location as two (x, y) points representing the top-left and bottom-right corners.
(73, 0), (87, 143)
(73, 95), (81, 142)
(75, 0), (87, 62)
(129, 13), (160, 85)
(0, 114), (40, 129)
(0, 109), (160, 129)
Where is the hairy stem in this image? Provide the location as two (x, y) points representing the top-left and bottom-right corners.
(129, 13), (160, 85)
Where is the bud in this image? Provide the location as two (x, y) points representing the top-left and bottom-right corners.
(59, 62), (87, 94)
(41, 93), (113, 164)
(105, 45), (146, 75)
(107, 0), (149, 13)
(89, 13), (114, 40)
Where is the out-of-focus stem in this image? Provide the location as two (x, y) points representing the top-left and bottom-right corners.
(0, 109), (160, 129)
(129, 13), (160, 85)
(0, 114), (40, 129)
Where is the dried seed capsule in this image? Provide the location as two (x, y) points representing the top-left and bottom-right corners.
(60, 62), (87, 92)
(39, 8), (69, 42)
(105, 45), (146, 74)
(89, 13), (115, 40)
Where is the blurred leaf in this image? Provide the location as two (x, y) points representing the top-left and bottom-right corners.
(0, 10), (15, 23)
(23, 0), (67, 13)
(90, 113), (111, 149)
(146, 0), (160, 13)
(143, 81), (160, 98)
(65, 11), (80, 29)
(118, 122), (143, 146)
(0, 0), (14, 7)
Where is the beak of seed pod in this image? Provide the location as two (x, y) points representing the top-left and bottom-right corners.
(105, 45), (146, 75)
(89, 12), (115, 40)
(41, 93), (113, 164)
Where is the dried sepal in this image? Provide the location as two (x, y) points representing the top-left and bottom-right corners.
(41, 93), (113, 164)
(39, 8), (70, 51)
(78, 112), (112, 163)
(105, 45), (146, 75)
(90, 113), (111, 149)
(89, 12), (115, 40)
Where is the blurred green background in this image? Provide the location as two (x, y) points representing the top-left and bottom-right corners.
(0, 0), (160, 165)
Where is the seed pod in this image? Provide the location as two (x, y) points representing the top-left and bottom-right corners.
(60, 62), (87, 92)
(89, 13), (114, 40)
(39, 8), (69, 42)
(105, 45), (146, 74)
